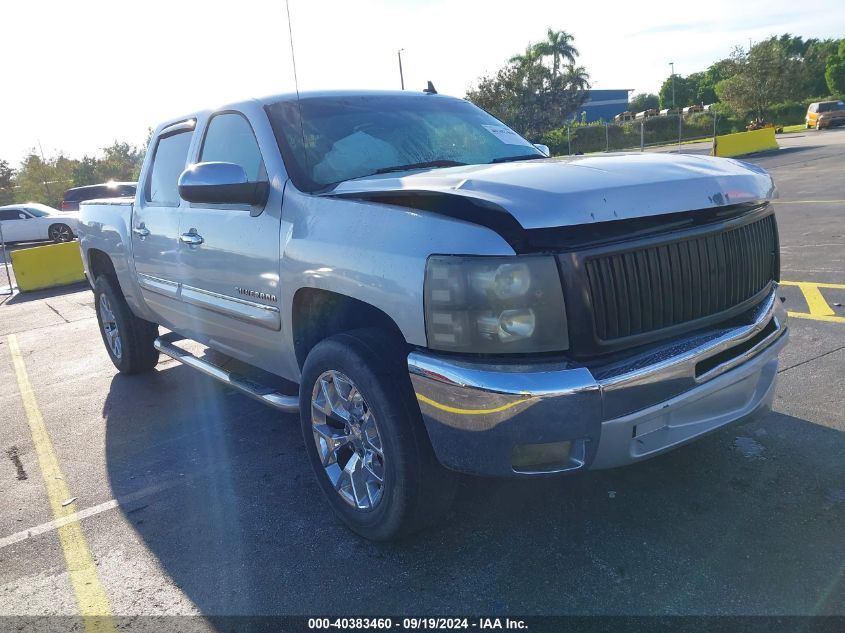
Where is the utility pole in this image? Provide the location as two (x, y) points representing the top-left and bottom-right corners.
(397, 49), (405, 90)
(669, 62), (675, 109)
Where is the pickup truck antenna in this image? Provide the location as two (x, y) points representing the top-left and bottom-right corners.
(285, 0), (308, 158)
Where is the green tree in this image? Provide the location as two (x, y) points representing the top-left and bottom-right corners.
(563, 65), (590, 92)
(825, 40), (845, 95)
(468, 30), (589, 140)
(715, 41), (800, 120)
(508, 44), (543, 69)
(658, 74), (691, 109)
(804, 39), (839, 96)
(0, 160), (15, 205)
(14, 152), (77, 208)
(72, 156), (98, 188)
(685, 71), (718, 105)
(94, 141), (144, 182)
(534, 29), (579, 77)
(629, 93), (659, 112)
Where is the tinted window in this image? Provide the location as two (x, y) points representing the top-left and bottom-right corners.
(819, 101), (845, 112)
(146, 130), (193, 205)
(117, 184), (137, 197)
(200, 113), (265, 181)
(65, 186), (105, 202)
(0, 209), (22, 221)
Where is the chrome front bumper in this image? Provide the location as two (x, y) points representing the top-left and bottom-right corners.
(408, 289), (788, 477)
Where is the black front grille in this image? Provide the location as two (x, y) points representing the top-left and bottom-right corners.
(582, 212), (778, 344)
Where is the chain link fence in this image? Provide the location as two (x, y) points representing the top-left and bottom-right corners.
(546, 112), (720, 156)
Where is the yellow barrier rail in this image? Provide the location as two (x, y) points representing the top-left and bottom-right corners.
(713, 128), (779, 158)
(10, 241), (86, 292)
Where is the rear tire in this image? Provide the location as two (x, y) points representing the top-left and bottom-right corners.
(299, 328), (456, 541)
(48, 224), (73, 243)
(94, 275), (159, 374)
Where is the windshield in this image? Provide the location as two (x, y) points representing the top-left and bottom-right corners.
(819, 101), (845, 112)
(266, 94), (542, 192)
(26, 208), (50, 217)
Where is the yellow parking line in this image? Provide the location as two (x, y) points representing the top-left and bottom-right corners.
(7, 335), (116, 633)
(788, 312), (845, 324)
(781, 280), (845, 290)
(780, 280), (844, 318)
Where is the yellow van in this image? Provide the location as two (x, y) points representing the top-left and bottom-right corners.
(806, 100), (845, 129)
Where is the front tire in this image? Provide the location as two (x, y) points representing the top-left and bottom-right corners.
(94, 275), (159, 374)
(299, 329), (456, 541)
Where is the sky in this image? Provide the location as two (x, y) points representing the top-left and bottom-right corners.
(3, 0), (844, 163)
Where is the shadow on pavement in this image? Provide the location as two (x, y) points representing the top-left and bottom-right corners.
(102, 365), (844, 616)
(1, 281), (89, 306)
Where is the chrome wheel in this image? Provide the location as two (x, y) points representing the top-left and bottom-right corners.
(49, 225), (72, 242)
(98, 293), (122, 360)
(311, 370), (385, 510)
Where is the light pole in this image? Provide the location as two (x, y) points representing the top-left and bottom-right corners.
(398, 49), (405, 90)
(669, 62), (675, 109)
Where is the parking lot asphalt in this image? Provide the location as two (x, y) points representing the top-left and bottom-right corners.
(1, 130), (843, 624)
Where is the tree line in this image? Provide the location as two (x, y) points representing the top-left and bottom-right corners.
(0, 141), (146, 209)
(632, 34), (845, 123)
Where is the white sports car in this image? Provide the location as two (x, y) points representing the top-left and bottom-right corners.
(0, 203), (79, 244)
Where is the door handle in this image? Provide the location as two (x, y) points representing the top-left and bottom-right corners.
(132, 226), (150, 238)
(179, 231), (204, 246)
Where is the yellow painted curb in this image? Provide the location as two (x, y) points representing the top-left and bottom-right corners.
(10, 241), (85, 292)
(713, 128), (779, 158)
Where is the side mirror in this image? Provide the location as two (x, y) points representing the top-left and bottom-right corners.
(18, 213), (27, 220)
(178, 162), (269, 206)
(533, 143), (551, 157)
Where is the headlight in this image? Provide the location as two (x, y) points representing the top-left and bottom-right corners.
(424, 255), (568, 353)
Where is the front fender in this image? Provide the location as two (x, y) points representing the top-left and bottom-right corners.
(277, 187), (516, 380)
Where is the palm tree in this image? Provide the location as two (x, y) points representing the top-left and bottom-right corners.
(535, 29), (579, 77)
(563, 64), (591, 91)
(508, 44), (542, 69)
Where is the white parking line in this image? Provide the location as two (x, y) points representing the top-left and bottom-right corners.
(0, 478), (181, 551)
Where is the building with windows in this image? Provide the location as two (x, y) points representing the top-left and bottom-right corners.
(574, 89), (632, 123)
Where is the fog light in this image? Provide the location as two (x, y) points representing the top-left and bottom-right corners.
(512, 440), (572, 472)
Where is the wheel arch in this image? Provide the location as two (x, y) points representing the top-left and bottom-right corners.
(87, 248), (118, 283)
(291, 288), (408, 370)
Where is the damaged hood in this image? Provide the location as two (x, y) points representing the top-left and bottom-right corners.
(325, 152), (776, 230)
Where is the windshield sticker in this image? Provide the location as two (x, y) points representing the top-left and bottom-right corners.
(481, 125), (532, 146)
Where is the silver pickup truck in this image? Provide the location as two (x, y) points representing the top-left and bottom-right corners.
(78, 90), (787, 540)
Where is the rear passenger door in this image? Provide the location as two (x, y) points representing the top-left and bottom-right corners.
(174, 110), (283, 369)
(131, 120), (195, 328)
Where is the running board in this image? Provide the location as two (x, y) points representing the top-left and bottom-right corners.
(154, 332), (300, 413)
